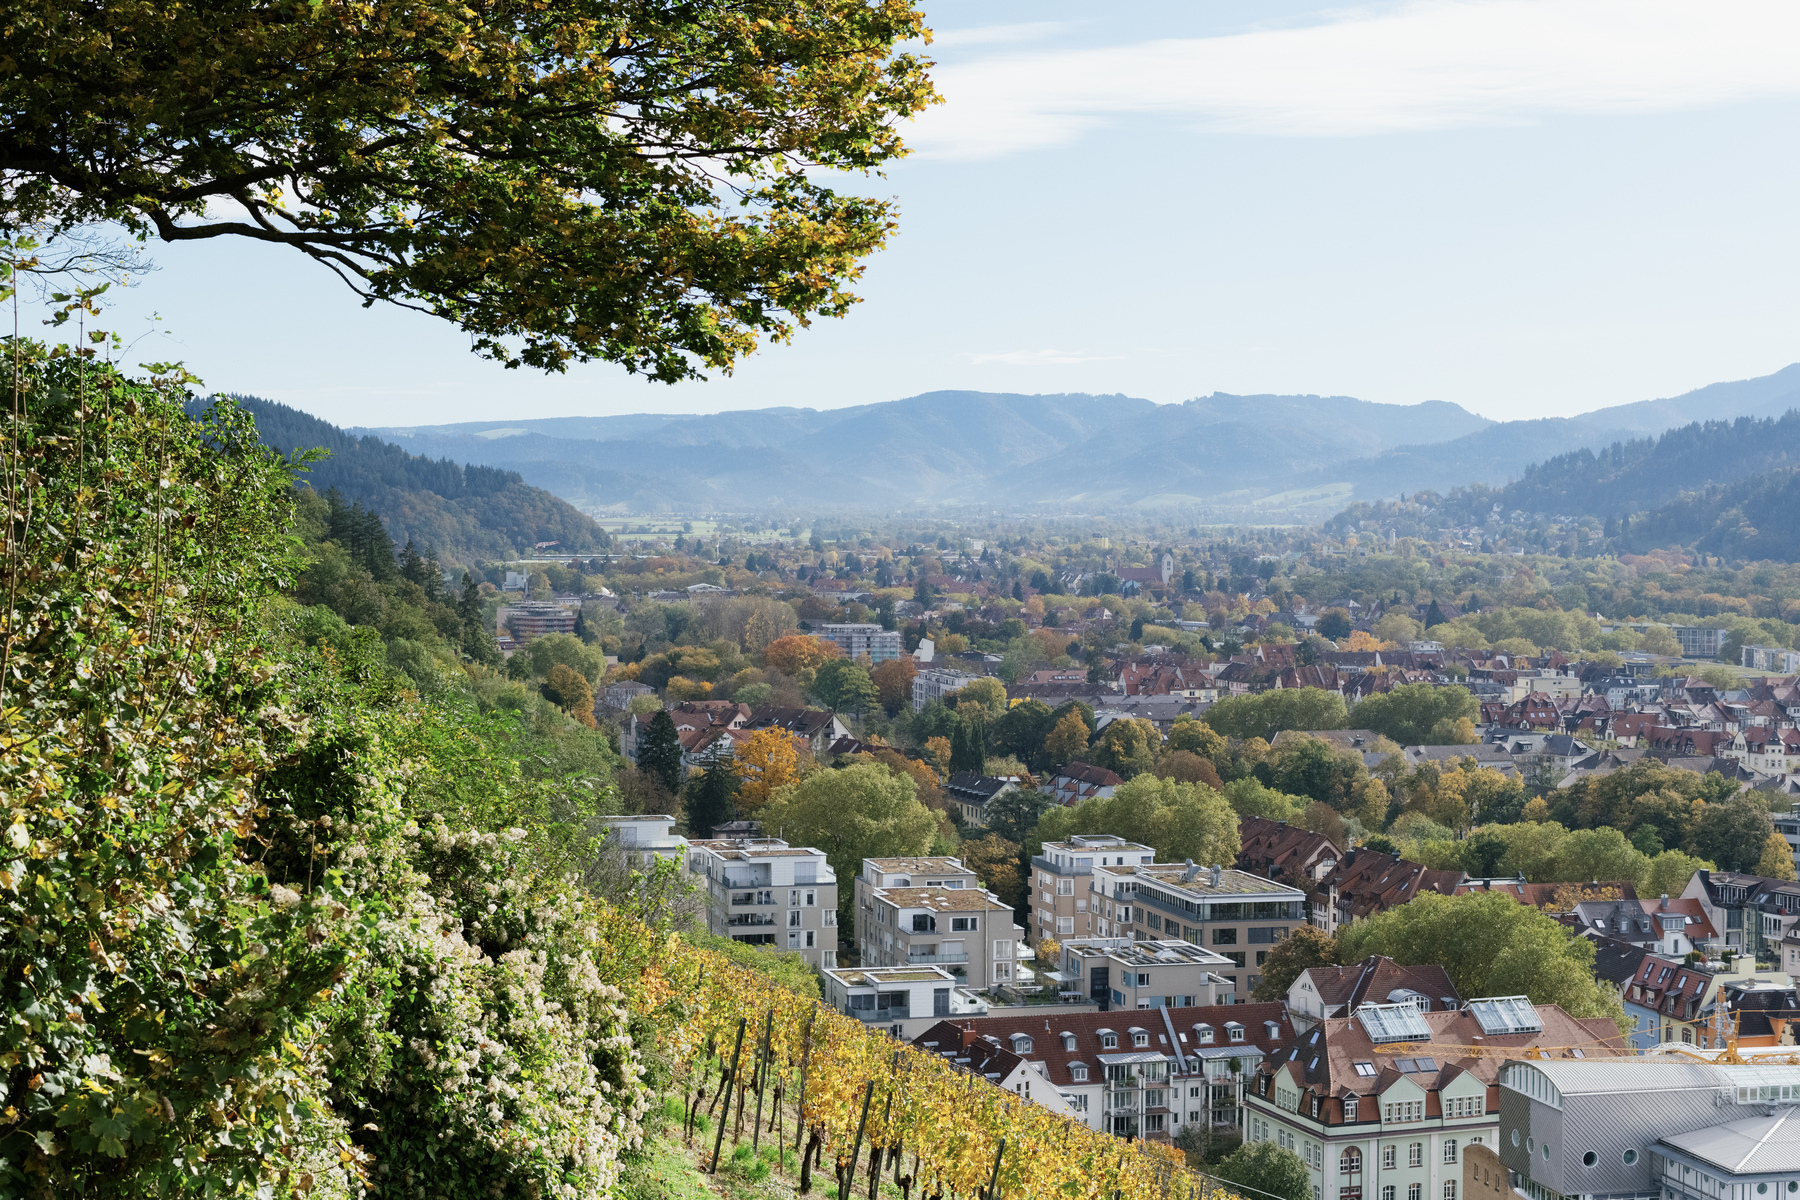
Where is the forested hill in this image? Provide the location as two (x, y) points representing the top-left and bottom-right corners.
(1330, 410), (1800, 535)
(187, 393), (611, 567)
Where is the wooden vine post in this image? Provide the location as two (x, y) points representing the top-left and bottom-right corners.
(710, 1016), (747, 1174)
(752, 1006), (773, 1153)
(793, 1010), (816, 1153)
(985, 1137), (1007, 1200)
(840, 1079), (875, 1200)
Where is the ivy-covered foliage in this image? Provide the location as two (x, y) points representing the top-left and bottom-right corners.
(0, 345), (646, 1197)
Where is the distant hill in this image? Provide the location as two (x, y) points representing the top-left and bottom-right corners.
(190, 394), (611, 567)
(353, 364), (1800, 516)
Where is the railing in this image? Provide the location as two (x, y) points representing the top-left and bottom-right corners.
(907, 952), (968, 964)
(848, 1007), (911, 1023)
(725, 914), (777, 927)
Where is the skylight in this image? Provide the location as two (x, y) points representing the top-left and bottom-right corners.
(1354, 1061), (1378, 1077)
(1468, 996), (1543, 1036)
(1356, 1003), (1433, 1043)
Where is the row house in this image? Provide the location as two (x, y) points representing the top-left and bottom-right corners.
(1030, 835), (1155, 942)
(914, 1001), (1293, 1139)
(1095, 861), (1308, 1000)
(1284, 956), (1460, 1034)
(1723, 726), (1800, 775)
(1244, 998), (1625, 1200)
(1314, 849), (1463, 937)
(1235, 817), (1342, 886)
(686, 836), (839, 969)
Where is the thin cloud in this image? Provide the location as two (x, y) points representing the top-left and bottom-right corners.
(967, 349), (1125, 366)
(908, 0), (1800, 158)
(926, 22), (1070, 50)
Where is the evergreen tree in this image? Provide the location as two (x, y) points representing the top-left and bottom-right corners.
(1425, 599), (1446, 628)
(949, 718), (986, 777)
(683, 757), (740, 839)
(639, 709), (684, 795)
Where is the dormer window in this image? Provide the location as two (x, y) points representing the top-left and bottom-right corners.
(1062, 1033), (1077, 1052)
(1227, 1023), (1246, 1043)
(1011, 1034), (1033, 1054)
(1344, 1097), (1359, 1122)
(1132, 1029), (1150, 1048)
(1100, 1030), (1118, 1050)
(1196, 1024), (1215, 1044)
(1071, 1063), (1089, 1082)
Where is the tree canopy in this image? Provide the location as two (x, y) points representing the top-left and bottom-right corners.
(2, 0), (936, 380)
(1203, 688), (1349, 741)
(1036, 776), (1239, 866)
(1351, 683), (1479, 746)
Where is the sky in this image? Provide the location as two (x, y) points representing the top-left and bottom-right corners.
(49, 0), (1800, 428)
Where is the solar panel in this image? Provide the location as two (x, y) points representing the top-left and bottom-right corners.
(1468, 996), (1543, 1036)
(1356, 1003), (1433, 1043)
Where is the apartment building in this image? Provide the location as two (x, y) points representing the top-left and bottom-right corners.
(1054, 937), (1234, 1010)
(1315, 849), (1464, 937)
(853, 856), (979, 948)
(1244, 998), (1625, 1200)
(496, 599), (577, 640)
(820, 965), (987, 1040)
(687, 836), (839, 969)
(1497, 1060), (1800, 1200)
(1236, 817), (1342, 886)
(1030, 835), (1156, 942)
(1094, 861), (1308, 1000)
(1683, 869), (1800, 961)
(912, 667), (982, 712)
(816, 622), (903, 663)
(857, 885), (1025, 988)
(914, 1001), (1293, 1139)
(596, 815), (688, 870)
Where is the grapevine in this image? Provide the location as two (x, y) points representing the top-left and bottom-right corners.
(587, 906), (1255, 1200)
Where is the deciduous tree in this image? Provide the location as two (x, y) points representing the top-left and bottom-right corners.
(761, 762), (936, 928)
(1252, 925), (1341, 1003)
(733, 727), (803, 812)
(1042, 710), (1092, 767)
(1204, 688), (1349, 741)
(763, 633), (841, 678)
(2, 0), (935, 380)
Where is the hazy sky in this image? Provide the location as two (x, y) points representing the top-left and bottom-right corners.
(56, 0), (1800, 427)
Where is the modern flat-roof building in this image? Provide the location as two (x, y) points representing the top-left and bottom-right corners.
(857, 885), (1026, 990)
(595, 815), (688, 870)
(687, 836), (838, 969)
(1031, 835), (1156, 943)
(821, 965), (987, 1039)
(1053, 937), (1235, 1011)
(913, 667), (982, 712)
(1096, 861), (1308, 1000)
(497, 599), (578, 641)
(816, 622), (903, 663)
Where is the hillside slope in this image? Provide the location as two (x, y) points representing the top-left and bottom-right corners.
(192, 394), (611, 566)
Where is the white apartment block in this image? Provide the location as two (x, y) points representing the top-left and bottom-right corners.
(596, 815), (688, 870)
(1031, 835), (1156, 943)
(687, 836), (838, 969)
(816, 622), (903, 663)
(821, 964), (989, 1039)
(854, 856), (1023, 989)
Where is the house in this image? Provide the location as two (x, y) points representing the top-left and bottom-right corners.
(1048, 762), (1125, 807)
(1313, 849), (1463, 936)
(685, 836), (838, 968)
(598, 679), (655, 713)
(943, 772), (1021, 827)
(1030, 835), (1156, 942)
(908, 1021), (1080, 1121)
(1243, 998), (1625, 1200)
(1235, 817), (1341, 885)
(742, 705), (850, 757)
(1095, 861), (1308, 1000)
(1565, 894), (1715, 958)
(912, 1000), (1293, 1139)
(1284, 956), (1460, 1033)
(1052, 937), (1236, 1011)
(821, 966), (987, 1039)
(1615, 947), (1683, 1047)
(1683, 869), (1800, 960)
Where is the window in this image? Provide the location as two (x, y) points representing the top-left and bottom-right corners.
(1071, 1064), (1088, 1082)
(1312, 1098), (1322, 1119)
(1444, 1185), (1457, 1200)
(1101, 1032), (1119, 1049)
(1063, 1034), (1077, 1051)
(1382, 1188), (1395, 1200)
(1214, 928), (1239, 945)
(1196, 1025), (1215, 1044)
(787, 932), (800, 948)
(1341, 1149), (1363, 1176)
(1383, 1101), (1424, 1124)
(1133, 1031), (1150, 1048)
(1354, 1062), (1378, 1077)
(1147, 914), (1163, 931)
(912, 914), (936, 933)
(1382, 1146), (1397, 1170)
(1408, 1142), (1423, 1168)
(1444, 1140), (1458, 1164)
(1069, 1095), (1088, 1112)
(789, 889), (800, 906)
(952, 917), (977, 932)
(1228, 1025), (1246, 1043)
(1137, 972), (1152, 987)
(1409, 1186), (1421, 1200)
(995, 940), (1012, 959)
(1057, 917), (1074, 935)
(805, 931), (815, 948)
(1344, 1098), (1359, 1122)
(788, 910), (802, 927)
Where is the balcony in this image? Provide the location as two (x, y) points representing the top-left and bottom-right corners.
(907, 952), (969, 964)
(726, 914), (777, 928)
